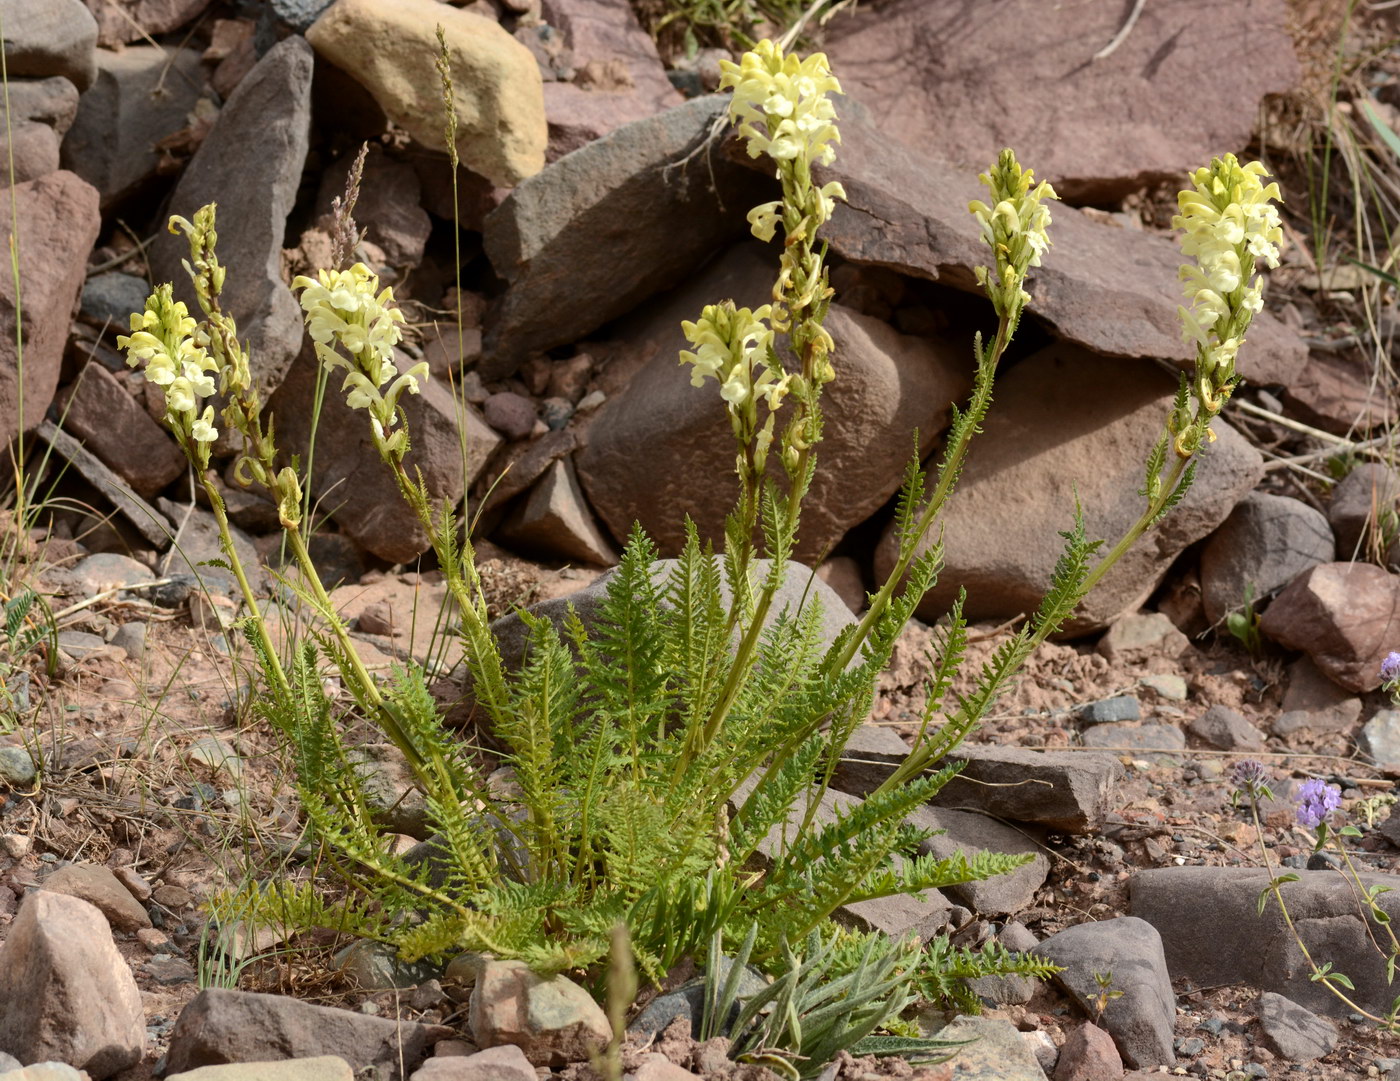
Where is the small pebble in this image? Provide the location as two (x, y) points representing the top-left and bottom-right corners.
(1079, 695), (1141, 724)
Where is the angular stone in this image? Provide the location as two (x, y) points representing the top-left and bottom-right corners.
(966, 921), (1039, 1007)
(825, 0), (1298, 202)
(479, 429), (576, 512)
(408, 1045), (535, 1081)
(268, 345), (498, 563)
(1199, 492), (1335, 625)
(0, 891), (145, 1078)
(1361, 710), (1400, 771)
(499, 457), (617, 566)
(1328, 463), (1400, 562)
(877, 344), (1262, 631)
(148, 36), (313, 397)
(1284, 351), (1396, 436)
(482, 96), (771, 374)
(61, 45), (206, 206)
(925, 745), (1121, 835)
(1188, 705), (1264, 752)
(164, 988), (450, 1080)
(796, 99), (1305, 387)
(41, 863), (152, 933)
(2, 0), (97, 90)
(1131, 866), (1400, 1019)
(468, 959), (610, 1067)
(0, 1064), (92, 1081)
(1033, 917), (1176, 1069)
(59, 363), (185, 496)
(37, 421), (171, 548)
(1081, 723), (1186, 758)
(1096, 611), (1188, 664)
(0, 172), (101, 447)
(82, 0), (213, 47)
(1, 77), (80, 187)
(307, 0), (544, 188)
(909, 805), (1049, 917)
(1259, 562), (1400, 692)
(537, 0), (684, 159)
(1274, 654), (1363, 736)
(1079, 696), (1141, 724)
(1257, 992), (1337, 1063)
(1053, 1023), (1122, 1081)
(930, 1014), (1049, 1081)
(579, 243), (971, 561)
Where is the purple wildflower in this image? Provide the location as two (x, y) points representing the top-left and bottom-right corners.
(1231, 759), (1268, 797)
(1295, 778), (1342, 829)
(1381, 651), (1400, 684)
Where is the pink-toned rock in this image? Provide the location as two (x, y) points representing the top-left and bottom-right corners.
(1259, 563), (1400, 692)
(538, 0), (683, 159)
(789, 99), (1305, 388)
(1283, 351), (1396, 436)
(59, 364), (185, 497)
(82, 0), (212, 47)
(1, 77), (80, 188)
(0, 171), (101, 448)
(468, 959), (611, 1067)
(1055, 1022), (1124, 1081)
(0, 891), (146, 1079)
(825, 0), (1299, 202)
(876, 343), (1263, 632)
(483, 392), (537, 441)
(409, 1044), (535, 1080)
(41, 862), (152, 932)
(578, 243), (972, 561)
(499, 457), (617, 566)
(1274, 655), (1363, 736)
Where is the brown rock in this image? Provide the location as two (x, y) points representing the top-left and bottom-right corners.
(1328, 463), (1400, 562)
(1283, 351), (1396, 436)
(36, 421), (172, 549)
(797, 99), (1306, 388)
(499, 457), (617, 566)
(876, 344), (1263, 631)
(41, 863), (152, 933)
(314, 146), (431, 268)
(482, 94), (772, 375)
(578, 243), (971, 561)
(268, 345), (500, 563)
(1, 77), (80, 188)
(483, 392), (537, 441)
(816, 556), (866, 615)
(825, 0), (1299, 202)
(409, 1044), (535, 1080)
(165, 988), (451, 1080)
(1188, 704), (1265, 752)
(1259, 562), (1400, 692)
(59, 363), (185, 496)
(477, 428), (577, 512)
(1199, 492), (1335, 625)
(4, 0), (97, 90)
(1273, 654), (1363, 736)
(82, 0), (212, 47)
(1055, 1023), (1124, 1081)
(0, 891), (146, 1078)
(468, 960), (610, 1067)
(0, 171), (101, 447)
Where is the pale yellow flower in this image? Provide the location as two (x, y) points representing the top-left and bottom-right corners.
(719, 40), (843, 169)
(968, 150), (1058, 317)
(118, 284), (220, 448)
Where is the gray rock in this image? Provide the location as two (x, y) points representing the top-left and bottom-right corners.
(482, 94), (771, 375)
(830, 723), (910, 795)
(269, 0), (336, 32)
(1274, 655), (1363, 736)
(1361, 710), (1400, 771)
(796, 98), (1306, 388)
(928, 1014), (1048, 1080)
(628, 958), (768, 1039)
(165, 1057), (353, 1081)
(908, 806), (1049, 917)
(61, 46), (206, 206)
(1081, 723), (1186, 760)
(333, 941), (440, 992)
(81, 273), (153, 327)
(1097, 611), (1188, 664)
(164, 988), (451, 1080)
(0, 891), (146, 1078)
(0, 1064), (92, 1081)
(1079, 696), (1141, 724)
(1, 76), (79, 187)
(965, 921), (1039, 1006)
(1132, 866), (1400, 1019)
(0, 174), (101, 449)
(0, 1053), (19, 1072)
(876, 344), (1263, 632)
(85, 0), (213, 48)
(1200, 491), (1335, 626)
(0, 745), (37, 787)
(148, 36), (313, 398)
(1, 0), (97, 90)
(927, 745), (1122, 835)
(1139, 673), (1188, 701)
(56, 629), (105, 662)
(36, 422), (171, 548)
(1328, 463), (1400, 561)
(1257, 991), (1337, 1062)
(578, 243), (972, 562)
(347, 743), (430, 839)
(498, 457), (617, 567)
(1259, 562), (1400, 692)
(1188, 705), (1265, 751)
(111, 621), (148, 660)
(158, 498), (263, 597)
(482, 392), (536, 441)
(70, 553), (159, 604)
(1033, 917), (1176, 1069)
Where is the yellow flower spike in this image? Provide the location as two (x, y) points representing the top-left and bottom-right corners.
(968, 149), (1058, 319)
(118, 283), (220, 457)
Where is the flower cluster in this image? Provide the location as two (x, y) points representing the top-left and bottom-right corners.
(118, 284), (220, 457)
(1230, 758), (1271, 801)
(1296, 777), (1342, 830)
(720, 40), (842, 168)
(291, 264), (424, 462)
(1173, 154), (1282, 431)
(968, 149), (1059, 319)
(1382, 650), (1400, 686)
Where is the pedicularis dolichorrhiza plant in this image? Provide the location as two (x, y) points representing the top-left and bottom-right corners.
(120, 39), (1284, 1074)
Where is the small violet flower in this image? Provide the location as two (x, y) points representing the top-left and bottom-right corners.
(1380, 650), (1400, 685)
(1295, 777), (1342, 830)
(1231, 758), (1269, 799)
